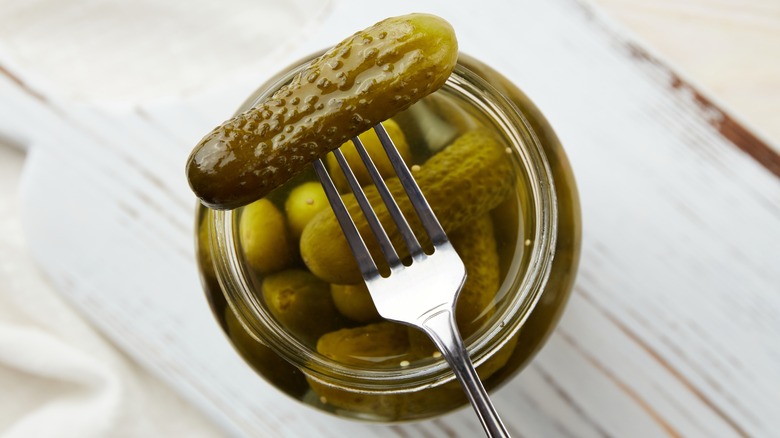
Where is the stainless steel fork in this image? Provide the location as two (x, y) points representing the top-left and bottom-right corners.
(313, 123), (510, 438)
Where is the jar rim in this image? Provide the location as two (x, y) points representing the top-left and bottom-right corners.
(207, 52), (559, 392)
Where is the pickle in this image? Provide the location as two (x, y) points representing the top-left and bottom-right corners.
(309, 335), (518, 420)
(301, 130), (514, 284)
(409, 214), (500, 357)
(317, 322), (412, 368)
(314, 321), (412, 417)
(451, 214), (501, 335)
(239, 199), (294, 274)
(325, 119), (411, 192)
(312, 323), (408, 416)
(262, 269), (342, 345)
(186, 13), (458, 209)
(330, 282), (381, 323)
(284, 182), (330, 240)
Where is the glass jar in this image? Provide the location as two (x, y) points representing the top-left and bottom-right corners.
(195, 52), (581, 422)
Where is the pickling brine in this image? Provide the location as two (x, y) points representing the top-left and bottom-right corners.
(195, 52), (580, 421)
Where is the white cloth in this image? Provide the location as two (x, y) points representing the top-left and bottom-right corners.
(0, 0), (330, 102)
(0, 1), (327, 435)
(0, 145), (225, 438)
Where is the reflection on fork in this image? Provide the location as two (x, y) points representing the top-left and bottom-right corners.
(313, 123), (510, 438)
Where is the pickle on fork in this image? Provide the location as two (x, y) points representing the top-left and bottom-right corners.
(186, 13), (458, 210)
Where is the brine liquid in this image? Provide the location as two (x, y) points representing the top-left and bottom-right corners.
(197, 87), (534, 416)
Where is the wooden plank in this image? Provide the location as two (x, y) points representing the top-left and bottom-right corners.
(1, 0), (778, 436)
(588, 0), (780, 148)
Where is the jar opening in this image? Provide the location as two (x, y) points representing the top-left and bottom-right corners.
(208, 53), (558, 392)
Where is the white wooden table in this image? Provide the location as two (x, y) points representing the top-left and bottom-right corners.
(1, 0), (778, 436)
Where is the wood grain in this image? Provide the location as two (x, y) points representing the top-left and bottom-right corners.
(1, 0), (778, 436)
(625, 41), (780, 178)
(589, 0), (780, 148)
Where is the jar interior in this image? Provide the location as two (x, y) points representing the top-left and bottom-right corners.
(200, 59), (558, 409)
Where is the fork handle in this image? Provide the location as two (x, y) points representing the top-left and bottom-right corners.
(421, 310), (511, 438)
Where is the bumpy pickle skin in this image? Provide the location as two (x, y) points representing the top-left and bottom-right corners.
(186, 14), (458, 210)
(450, 214), (501, 335)
(239, 199), (294, 274)
(301, 130), (515, 284)
(325, 119), (411, 192)
(262, 269), (342, 345)
(408, 214), (501, 357)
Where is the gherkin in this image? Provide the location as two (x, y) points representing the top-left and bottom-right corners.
(408, 214), (501, 358)
(301, 130), (515, 284)
(187, 14), (458, 210)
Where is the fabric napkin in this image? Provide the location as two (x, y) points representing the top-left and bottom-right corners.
(0, 145), (225, 437)
(0, 1), (329, 435)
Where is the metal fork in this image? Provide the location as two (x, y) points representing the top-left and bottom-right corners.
(313, 123), (510, 438)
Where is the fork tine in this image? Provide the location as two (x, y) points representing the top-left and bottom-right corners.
(374, 123), (448, 247)
(352, 133), (424, 260)
(332, 147), (402, 269)
(312, 158), (379, 278)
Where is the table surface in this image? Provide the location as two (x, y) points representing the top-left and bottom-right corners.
(590, 0), (780, 148)
(1, 0), (778, 437)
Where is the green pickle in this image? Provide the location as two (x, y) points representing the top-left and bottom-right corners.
(448, 214), (501, 335)
(330, 283), (381, 323)
(317, 322), (413, 367)
(187, 14), (458, 210)
(308, 335), (520, 419)
(195, 13), (580, 424)
(262, 270), (343, 345)
(301, 130), (514, 284)
(408, 213), (501, 358)
(284, 182), (329, 241)
(325, 119), (412, 192)
(239, 198), (294, 274)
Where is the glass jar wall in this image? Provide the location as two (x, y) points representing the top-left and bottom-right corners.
(195, 52), (581, 422)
